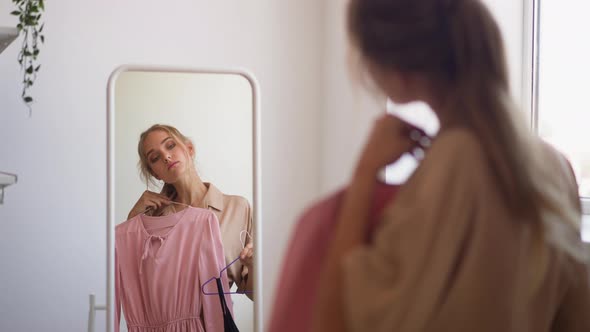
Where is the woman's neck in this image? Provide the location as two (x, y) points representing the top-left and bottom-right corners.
(172, 170), (208, 206)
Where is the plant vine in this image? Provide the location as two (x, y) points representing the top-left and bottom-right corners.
(11, 0), (45, 116)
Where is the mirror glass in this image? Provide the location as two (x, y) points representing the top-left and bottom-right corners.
(112, 68), (256, 331)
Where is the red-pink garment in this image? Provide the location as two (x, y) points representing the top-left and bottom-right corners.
(115, 206), (233, 332)
(269, 182), (398, 332)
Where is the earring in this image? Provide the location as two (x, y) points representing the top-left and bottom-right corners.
(409, 128), (432, 161)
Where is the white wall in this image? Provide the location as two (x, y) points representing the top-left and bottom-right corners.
(0, 1), (324, 331)
(320, 0), (384, 194)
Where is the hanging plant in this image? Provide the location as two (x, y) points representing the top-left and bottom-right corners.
(11, 0), (45, 116)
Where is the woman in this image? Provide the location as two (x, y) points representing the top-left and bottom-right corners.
(128, 124), (254, 299)
(311, 0), (590, 331)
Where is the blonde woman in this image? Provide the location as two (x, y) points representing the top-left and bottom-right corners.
(127, 124), (254, 299)
(311, 0), (590, 331)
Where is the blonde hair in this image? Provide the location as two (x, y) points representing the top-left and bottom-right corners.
(137, 124), (195, 200)
(347, 0), (588, 262)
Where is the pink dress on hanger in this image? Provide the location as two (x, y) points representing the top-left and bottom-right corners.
(269, 182), (399, 332)
(115, 206), (232, 332)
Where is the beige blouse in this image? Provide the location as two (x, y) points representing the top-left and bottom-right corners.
(342, 129), (590, 331)
(197, 183), (253, 294)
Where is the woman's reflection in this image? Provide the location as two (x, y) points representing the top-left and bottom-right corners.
(127, 123), (255, 297)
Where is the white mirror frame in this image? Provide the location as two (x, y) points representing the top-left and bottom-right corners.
(105, 65), (263, 332)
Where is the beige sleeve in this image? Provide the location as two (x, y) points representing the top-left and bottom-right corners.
(341, 130), (486, 332)
(552, 259), (590, 331)
(541, 142), (582, 214)
(245, 198), (254, 246)
(558, 151), (583, 214)
(548, 148), (590, 331)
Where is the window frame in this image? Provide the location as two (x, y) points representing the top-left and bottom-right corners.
(524, 0), (590, 215)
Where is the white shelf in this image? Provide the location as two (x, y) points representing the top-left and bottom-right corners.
(0, 172), (17, 205)
(0, 172), (17, 186)
(0, 27), (18, 54)
(0, 27), (19, 204)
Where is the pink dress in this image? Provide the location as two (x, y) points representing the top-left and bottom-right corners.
(269, 182), (398, 332)
(115, 206), (233, 332)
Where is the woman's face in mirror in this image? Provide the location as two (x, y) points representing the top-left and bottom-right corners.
(143, 130), (193, 183)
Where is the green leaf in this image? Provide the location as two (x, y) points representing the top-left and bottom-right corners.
(14, 0), (44, 113)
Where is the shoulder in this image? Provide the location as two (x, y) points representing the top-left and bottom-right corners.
(416, 127), (489, 182)
(427, 127), (486, 163)
(538, 140), (580, 191)
(393, 127), (494, 211)
(115, 216), (137, 235)
(222, 193), (252, 212)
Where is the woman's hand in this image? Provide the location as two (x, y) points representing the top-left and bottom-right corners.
(127, 190), (173, 220)
(239, 242), (255, 300)
(356, 113), (419, 178)
(239, 242), (254, 270)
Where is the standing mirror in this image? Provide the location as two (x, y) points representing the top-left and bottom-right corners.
(106, 66), (262, 332)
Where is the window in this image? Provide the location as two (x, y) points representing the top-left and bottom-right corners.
(531, 0), (590, 241)
(386, 0), (590, 241)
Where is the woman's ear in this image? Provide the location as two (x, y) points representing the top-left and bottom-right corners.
(186, 142), (196, 158)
